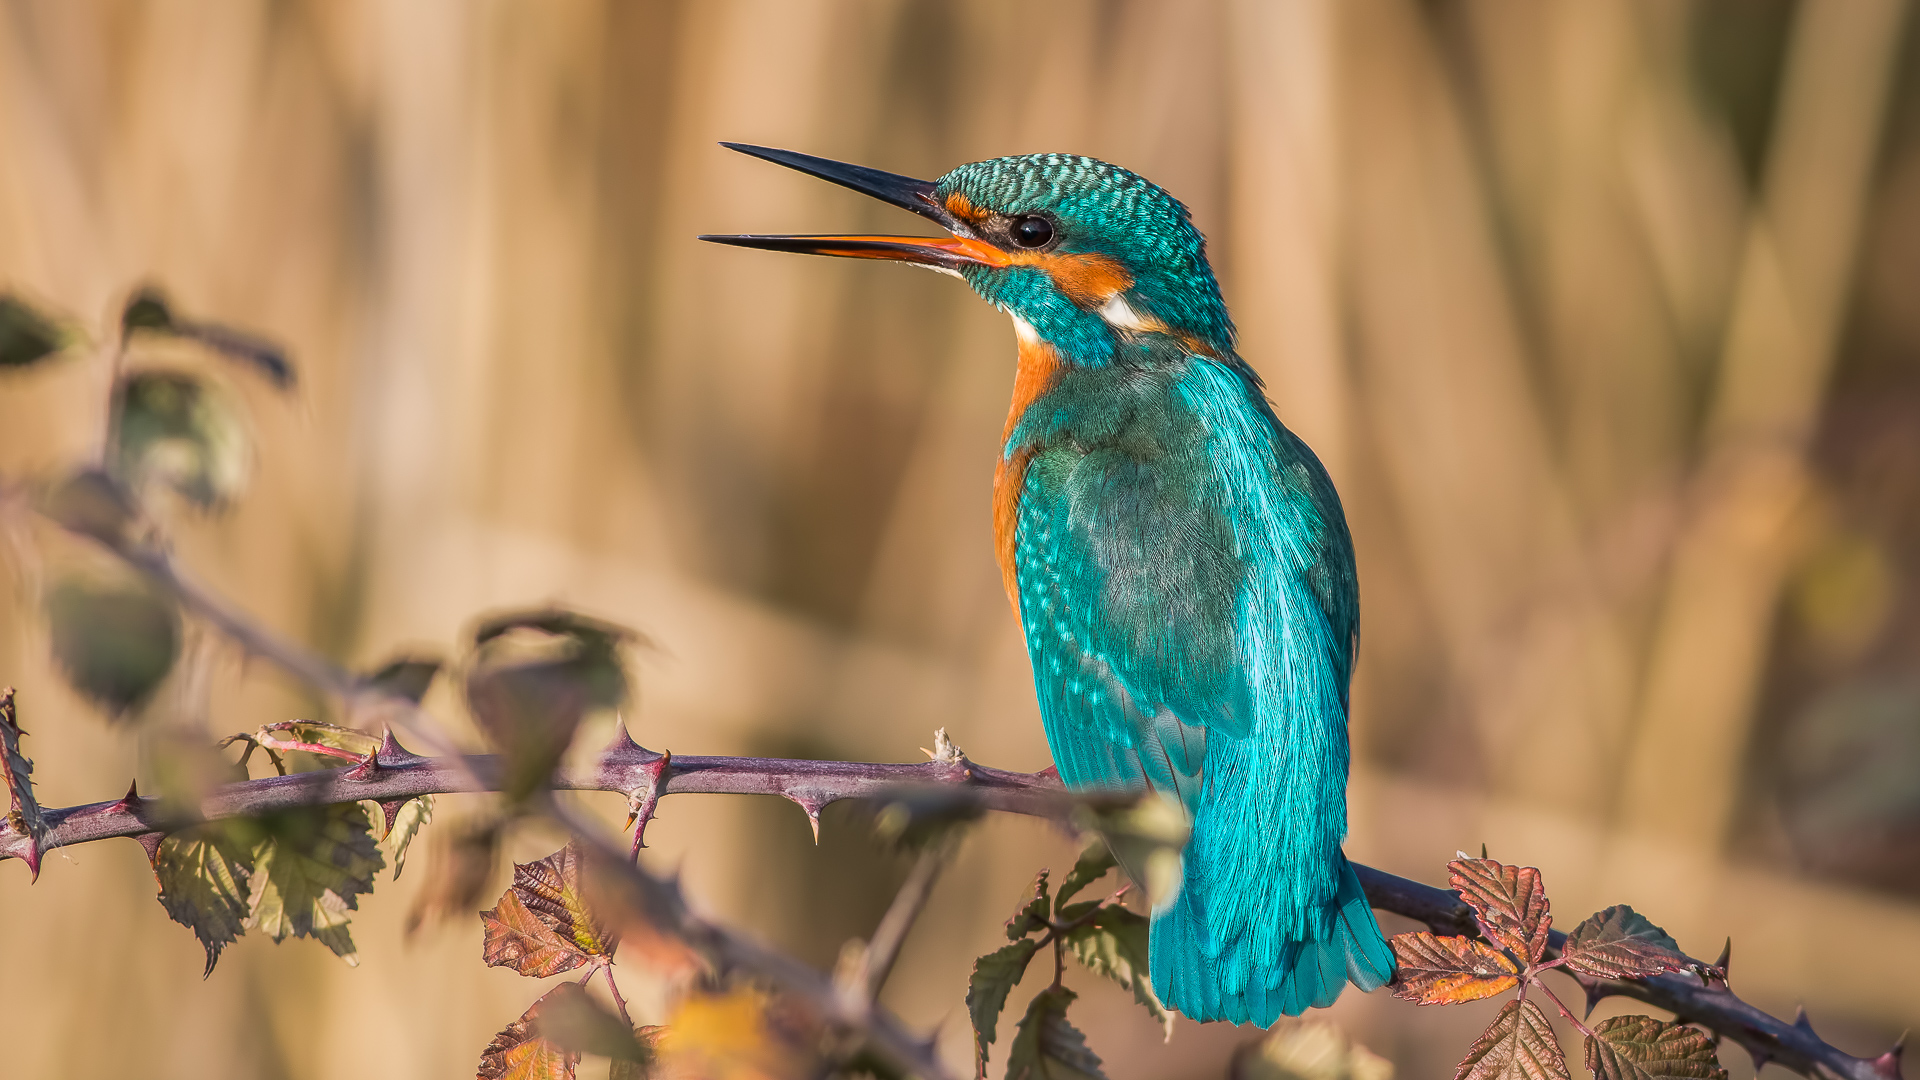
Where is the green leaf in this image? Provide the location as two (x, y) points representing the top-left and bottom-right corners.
(45, 572), (181, 714)
(1007, 869), (1052, 940)
(1054, 839), (1116, 912)
(151, 821), (256, 976)
(1065, 905), (1171, 1039)
(378, 795), (432, 878)
(122, 287), (294, 388)
(466, 609), (634, 803)
(1072, 792), (1189, 908)
(1006, 987), (1107, 1080)
(110, 370), (250, 509)
(0, 294), (69, 368)
(1233, 1020), (1395, 1080)
(479, 985), (582, 1079)
(1561, 906), (1701, 981)
(967, 938), (1041, 1061)
(0, 689), (52, 880)
(1453, 998), (1569, 1080)
(243, 803), (384, 965)
(1584, 1015), (1728, 1080)
(533, 981), (651, 1063)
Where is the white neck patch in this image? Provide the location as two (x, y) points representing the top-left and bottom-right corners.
(1097, 294), (1155, 332)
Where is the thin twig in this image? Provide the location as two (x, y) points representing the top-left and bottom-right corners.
(849, 847), (947, 1003)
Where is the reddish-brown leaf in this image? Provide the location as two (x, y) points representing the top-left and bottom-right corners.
(1455, 998), (1571, 1080)
(1448, 857), (1552, 965)
(1388, 932), (1521, 1004)
(512, 841), (619, 960)
(477, 986), (581, 1079)
(1584, 1015), (1729, 1080)
(1561, 906), (1698, 981)
(482, 888), (593, 978)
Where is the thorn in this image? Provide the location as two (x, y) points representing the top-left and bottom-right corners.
(376, 727), (422, 767)
(344, 750), (380, 782)
(1872, 1032), (1907, 1080)
(1480, 842), (1489, 859)
(377, 799), (410, 836)
(1748, 1048), (1771, 1075)
(111, 780), (143, 811)
(1714, 937), (1730, 981)
(603, 716), (643, 755)
(1793, 1004), (1815, 1035)
(134, 831), (165, 864)
(1576, 975), (1610, 1020)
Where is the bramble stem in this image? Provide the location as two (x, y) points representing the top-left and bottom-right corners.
(1531, 977), (1595, 1040)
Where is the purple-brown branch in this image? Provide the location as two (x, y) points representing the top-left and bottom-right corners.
(0, 732), (1901, 1080)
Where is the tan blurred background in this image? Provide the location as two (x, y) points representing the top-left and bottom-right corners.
(2, 0), (1918, 1076)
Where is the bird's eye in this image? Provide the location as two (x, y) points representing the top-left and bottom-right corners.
(1010, 215), (1054, 248)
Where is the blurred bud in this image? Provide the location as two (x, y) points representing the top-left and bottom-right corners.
(45, 570), (181, 716)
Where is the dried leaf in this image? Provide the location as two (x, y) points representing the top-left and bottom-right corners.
(1561, 906), (1699, 981)
(0, 293), (68, 368)
(1388, 932), (1521, 1004)
(1454, 998), (1569, 1080)
(379, 795), (432, 878)
(0, 689), (52, 880)
(1072, 792), (1188, 907)
(45, 573), (181, 714)
(1231, 1019), (1395, 1080)
(1449, 857), (1551, 965)
(367, 655), (442, 703)
(1065, 905), (1172, 1039)
(466, 610), (631, 803)
(244, 803), (385, 965)
(1054, 840), (1116, 912)
(968, 938), (1041, 1061)
(1584, 1015), (1728, 1080)
(509, 842), (619, 961)
(478, 986), (581, 1080)
(483, 888), (595, 978)
(532, 981), (651, 1063)
(152, 821), (255, 975)
(110, 371), (250, 508)
(1006, 987), (1107, 1080)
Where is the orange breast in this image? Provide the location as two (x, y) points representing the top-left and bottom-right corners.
(992, 329), (1063, 607)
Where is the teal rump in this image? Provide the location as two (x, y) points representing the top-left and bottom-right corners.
(701, 146), (1396, 1025)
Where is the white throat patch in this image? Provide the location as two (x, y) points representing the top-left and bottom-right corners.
(1096, 294), (1154, 332)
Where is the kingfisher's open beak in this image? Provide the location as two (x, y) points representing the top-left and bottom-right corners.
(698, 143), (1010, 271)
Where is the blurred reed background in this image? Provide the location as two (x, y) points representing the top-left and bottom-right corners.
(0, 1), (1916, 1077)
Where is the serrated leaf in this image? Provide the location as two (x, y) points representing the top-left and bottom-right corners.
(1072, 792), (1188, 907)
(152, 821), (256, 976)
(45, 573), (181, 714)
(1584, 1015), (1728, 1080)
(1006, 987), (1107, 1080)
(1055, 840), (1116, 912)
(0, 689), (52, 880)
(533, 981), (651, 1063)
(1065, 905), (1171, 1039)
(1233, 1019), (1395, 1080)
(379, 795), (432, 878)
(1454, 998), (1569, 1080)
(1388, 932), (1520, 1004)
(507, 841), (619, 961)
(467, 610), (632, 803)
(1007, 869), (1052, 940)
(483, 887), (595, 978)
(479, 986), (581, 1079)
(110, 370), (250, 508)
(968, 938), (1041, 1061)
(0, 293), (68, 368)
(1561, 906), (1699, 981)
(243, 803), (384, 964)
(1449, 857), (1551, 965)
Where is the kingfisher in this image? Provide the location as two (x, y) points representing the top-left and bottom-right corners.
(701, 144), (1393, 1025)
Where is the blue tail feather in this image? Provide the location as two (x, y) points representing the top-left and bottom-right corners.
(1150, 855), (1392, 1026)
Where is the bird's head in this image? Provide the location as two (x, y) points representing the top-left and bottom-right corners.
(701, 145), (1235, 365)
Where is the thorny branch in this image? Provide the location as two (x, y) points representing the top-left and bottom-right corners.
(4, 481), (1907, 1080)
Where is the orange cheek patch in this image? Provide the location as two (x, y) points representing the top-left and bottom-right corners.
(1020, 251), (1134, 308)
